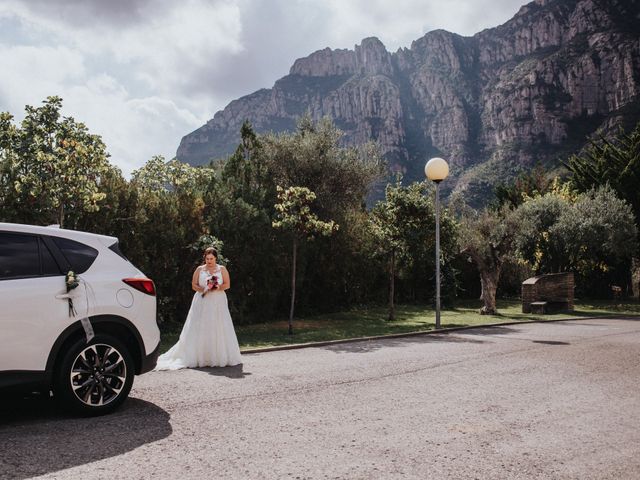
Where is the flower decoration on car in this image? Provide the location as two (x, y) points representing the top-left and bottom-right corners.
(65, 270), (80, 316)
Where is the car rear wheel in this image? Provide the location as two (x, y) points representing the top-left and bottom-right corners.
(54, 334), (134, 416)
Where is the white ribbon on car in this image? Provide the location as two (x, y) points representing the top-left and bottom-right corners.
(78, 279), (95, 343)
(59, 279), (95, 343)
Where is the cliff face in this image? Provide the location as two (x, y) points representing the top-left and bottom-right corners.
(177, 0), (640, 204)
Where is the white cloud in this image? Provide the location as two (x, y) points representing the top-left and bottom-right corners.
(61, 81), (203, 177)
(1, 44), (86, 113)
(1, 0), (243, 175)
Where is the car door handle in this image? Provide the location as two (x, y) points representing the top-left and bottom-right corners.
(55, 293), (72, 300)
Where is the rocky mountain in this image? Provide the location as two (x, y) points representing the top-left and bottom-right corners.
(177, 0), (640, 204)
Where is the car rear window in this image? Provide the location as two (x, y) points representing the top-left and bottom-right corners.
(51, 236), (99, 274)
(108, 241), (130, 262)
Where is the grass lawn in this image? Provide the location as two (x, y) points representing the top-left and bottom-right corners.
(158, 298), (640, 353)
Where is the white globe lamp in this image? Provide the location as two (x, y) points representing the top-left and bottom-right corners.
(425, 157), (449, 183)
(425, 157), (449, 328)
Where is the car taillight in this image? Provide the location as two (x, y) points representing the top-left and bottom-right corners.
(123, 278), (156, 296)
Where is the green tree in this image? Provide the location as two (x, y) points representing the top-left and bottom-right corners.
(370, 181), (404, 321)
(209, 122), (283, 323)
(565, 122), (640, 295)
(273, 185), (338, 334)
(370, 180), (456, 320)
(552, 187), (637, 295)
(565, 123), (640, 213)
(131, 155), (213, 193)
(222, 120), (266, 203)
(0, 112), (19, 218)
(510, 187), (637, 297)
(457, 207), (521, 314)
(75, 163), (139, 236)
(128, 155), (212, 325)
(261, 115), (383, 221)
(210, 117), (383, 324)
(0, 97), (111, 227)
(512, 193), (571, 274)
(262, 117), (384, 317)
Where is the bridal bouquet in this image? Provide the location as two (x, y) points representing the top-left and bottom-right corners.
(65, 270), (80, 316)
(202, 275), (219, 297)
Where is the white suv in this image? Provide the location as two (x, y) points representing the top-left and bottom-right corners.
(0, 222), (160, 415)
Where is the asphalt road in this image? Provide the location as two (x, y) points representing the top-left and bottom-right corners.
(1, 318), (640, 479)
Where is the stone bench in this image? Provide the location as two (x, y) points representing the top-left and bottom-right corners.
(530, 301), (548, 314)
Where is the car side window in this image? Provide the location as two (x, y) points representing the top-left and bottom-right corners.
(0, 232), (40, 279)
(40, 238), (62, 276)
(51, 236), (98, 274)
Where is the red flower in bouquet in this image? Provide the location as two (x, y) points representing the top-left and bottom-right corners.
(202, 274), (219, 297)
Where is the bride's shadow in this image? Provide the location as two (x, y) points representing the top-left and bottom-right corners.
(195, 364), (250, 379)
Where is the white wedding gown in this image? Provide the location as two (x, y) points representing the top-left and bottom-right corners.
(155, 267), (242, 370)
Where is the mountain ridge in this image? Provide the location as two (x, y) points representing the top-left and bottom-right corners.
(177, 0), (640, 203)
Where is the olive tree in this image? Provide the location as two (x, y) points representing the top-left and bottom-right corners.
(457, 207), (522, 314)
(552, 187), (637, 294)
(511, 192), (571, 274)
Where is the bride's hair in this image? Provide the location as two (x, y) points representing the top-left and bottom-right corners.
(203, 247), (218, 262)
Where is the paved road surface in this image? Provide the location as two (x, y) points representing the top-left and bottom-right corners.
(1, 318), (640, 479)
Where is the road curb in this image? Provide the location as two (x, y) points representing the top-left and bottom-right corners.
(239, 314), (640, 355)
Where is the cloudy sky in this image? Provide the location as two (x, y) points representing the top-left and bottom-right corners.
(1, 0), (526, 176)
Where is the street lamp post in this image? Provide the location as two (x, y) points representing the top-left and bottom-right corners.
(425, 157), (449, 329)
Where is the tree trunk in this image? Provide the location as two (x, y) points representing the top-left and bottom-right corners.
(632, 257), (640, 299)
(288, 236), (297, 335)
(58, 204), (65, 228)
(388, 249), (395, 321)
(479, 269), (500, 315)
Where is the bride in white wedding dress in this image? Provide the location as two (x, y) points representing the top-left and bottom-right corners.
(155, 247), (242, 370)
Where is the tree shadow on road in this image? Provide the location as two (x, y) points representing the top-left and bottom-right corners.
(0, 393), (171, 479)
(196, 364), (251, 379)
(448, 325), (521, 336)
(321, 329), (492, 354)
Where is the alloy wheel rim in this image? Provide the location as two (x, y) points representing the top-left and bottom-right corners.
(69, 344), (127, 407)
